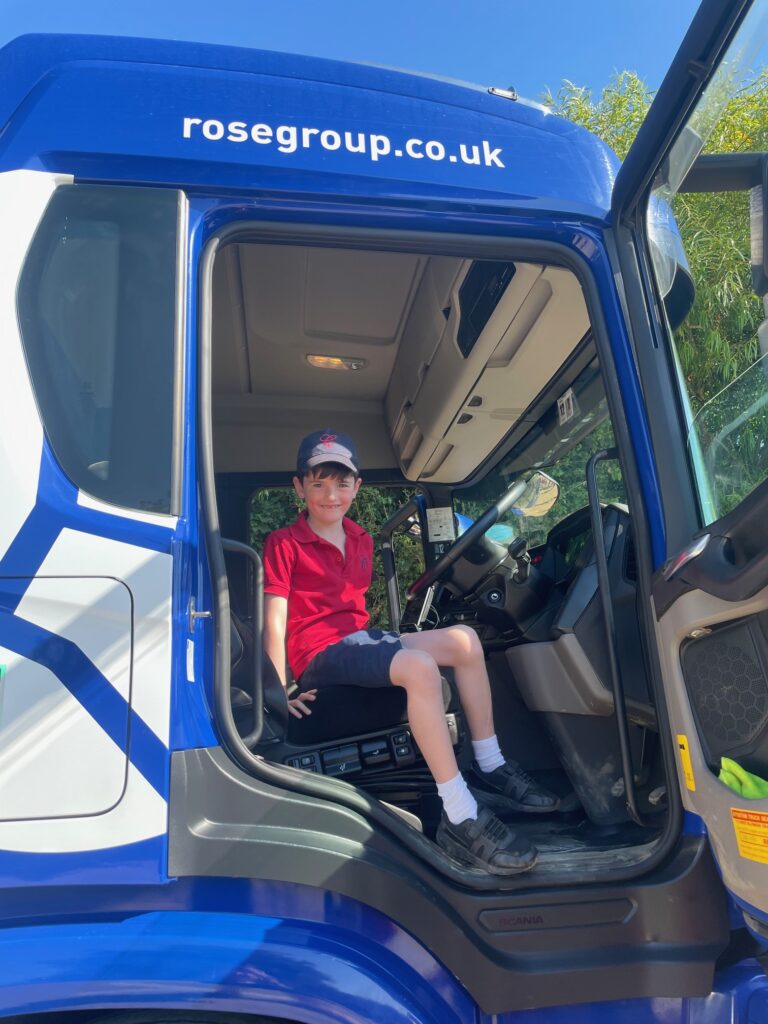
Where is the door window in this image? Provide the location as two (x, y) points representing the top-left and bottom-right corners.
(17, 184), (182, 514)
(646, 2), (768, 523)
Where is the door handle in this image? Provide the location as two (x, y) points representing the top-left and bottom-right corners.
(663, 534), (710, 581)
(188, 597), (212, 633)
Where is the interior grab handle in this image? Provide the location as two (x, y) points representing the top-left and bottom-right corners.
(663, 534), (710, 581)
(586, 448), (652, 829)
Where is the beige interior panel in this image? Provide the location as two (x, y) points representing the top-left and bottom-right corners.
(507, 632), (656, 728)
(430, 267), (589, 481)
(386, 263), (588, 482)
(304, 248), (424, 343)
(384, 256), (468, 429)
(213, 397), (395, 473)
(238, 244), (425, 401)
(211, 242), (591, 480)
(386, 262), (543, 477)
(211, 245), (250, 394)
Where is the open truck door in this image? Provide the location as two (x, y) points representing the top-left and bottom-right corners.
(611, 0), (768, 939)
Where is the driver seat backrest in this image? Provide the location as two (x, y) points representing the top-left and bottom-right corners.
(231, 610), (289, 742)
(230, 608), (453, 747)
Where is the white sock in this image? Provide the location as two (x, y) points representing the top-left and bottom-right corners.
(472, 734), (506, 773)
(436, 772), (478, 824)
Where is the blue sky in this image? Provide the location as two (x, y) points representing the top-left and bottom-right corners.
(1, 0), (703, 101)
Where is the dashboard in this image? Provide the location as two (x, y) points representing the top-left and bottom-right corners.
(430, 504), (632, 647)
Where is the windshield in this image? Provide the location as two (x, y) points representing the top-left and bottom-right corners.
(454, 355), (625, 548)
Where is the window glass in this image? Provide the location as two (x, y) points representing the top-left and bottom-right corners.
(454, 358), (625, 549)
(17, 184), (180, 513)
(646, 2), (768, 523)
(250, 483), (422, 628)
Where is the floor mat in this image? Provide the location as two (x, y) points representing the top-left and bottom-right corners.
(512, 818), (660, 854)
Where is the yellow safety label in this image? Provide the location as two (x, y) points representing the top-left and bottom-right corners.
(731, 808), (768, 865)
(676, 734), (696, 792)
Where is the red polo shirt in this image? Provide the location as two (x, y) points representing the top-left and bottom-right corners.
(263, 513), (373, 679)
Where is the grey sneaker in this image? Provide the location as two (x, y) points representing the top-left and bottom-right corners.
(436, 806), (538, 875)
(470, 760), (560, 813)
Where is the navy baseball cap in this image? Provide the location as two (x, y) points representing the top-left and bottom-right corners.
(296, 430), (360, 476)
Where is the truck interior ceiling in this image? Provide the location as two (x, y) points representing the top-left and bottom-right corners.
(208, 234), (670, 877)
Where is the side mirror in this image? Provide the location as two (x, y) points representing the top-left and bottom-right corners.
(647, 194), (696, 330)
(405, 515), (422, 537)
(511, 471), (560, 518)
(680, 152), (768, 299)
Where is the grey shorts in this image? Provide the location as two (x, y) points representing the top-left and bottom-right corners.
(300, 629), (402, 690)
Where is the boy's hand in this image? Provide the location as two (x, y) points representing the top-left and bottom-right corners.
(288, 689), (318, 718)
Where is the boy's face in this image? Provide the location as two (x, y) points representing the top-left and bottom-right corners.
(293, 468), (361, 527)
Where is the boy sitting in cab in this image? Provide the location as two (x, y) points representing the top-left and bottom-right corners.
(263, 430), (559, 875)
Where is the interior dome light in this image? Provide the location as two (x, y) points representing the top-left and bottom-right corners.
(306, 354), (367, 371)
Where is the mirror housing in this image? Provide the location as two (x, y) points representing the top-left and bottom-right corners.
(750, 156), (768, 297)
(681, 152), (768, 298)
(513, 471), (560, 518)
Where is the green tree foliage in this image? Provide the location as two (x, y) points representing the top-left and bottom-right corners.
(347, 485), (424, 627)
(545, 72), (652, 160)
(548, 70), (768, 515)
(547, 70), (768, 405)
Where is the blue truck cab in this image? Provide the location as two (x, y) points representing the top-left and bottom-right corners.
(1, 2), (768, 1021)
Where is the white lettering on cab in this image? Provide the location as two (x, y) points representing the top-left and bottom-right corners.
(181, 117), (505, 170)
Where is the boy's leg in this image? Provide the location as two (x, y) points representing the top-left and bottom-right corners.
(303, 629), (538, 873)
(389, 645), (537, 874)
(389, 648), (458, 783)
(401, 625), (559, 812)
(401, 624), (493, 742)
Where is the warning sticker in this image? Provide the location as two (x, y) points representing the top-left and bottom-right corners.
(426, 507), (456, 543)
(676, 734), (696, 792)
(731, 808), (768, 864)
(557, 388), (576, 426)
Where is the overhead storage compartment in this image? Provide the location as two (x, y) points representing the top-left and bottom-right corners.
(386, 260), (589, 482)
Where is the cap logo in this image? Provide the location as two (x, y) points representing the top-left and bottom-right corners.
(320, 433), (337, 449)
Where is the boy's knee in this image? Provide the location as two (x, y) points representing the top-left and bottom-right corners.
(390, 649), (441, 693)
(446, 623), (483, 664)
